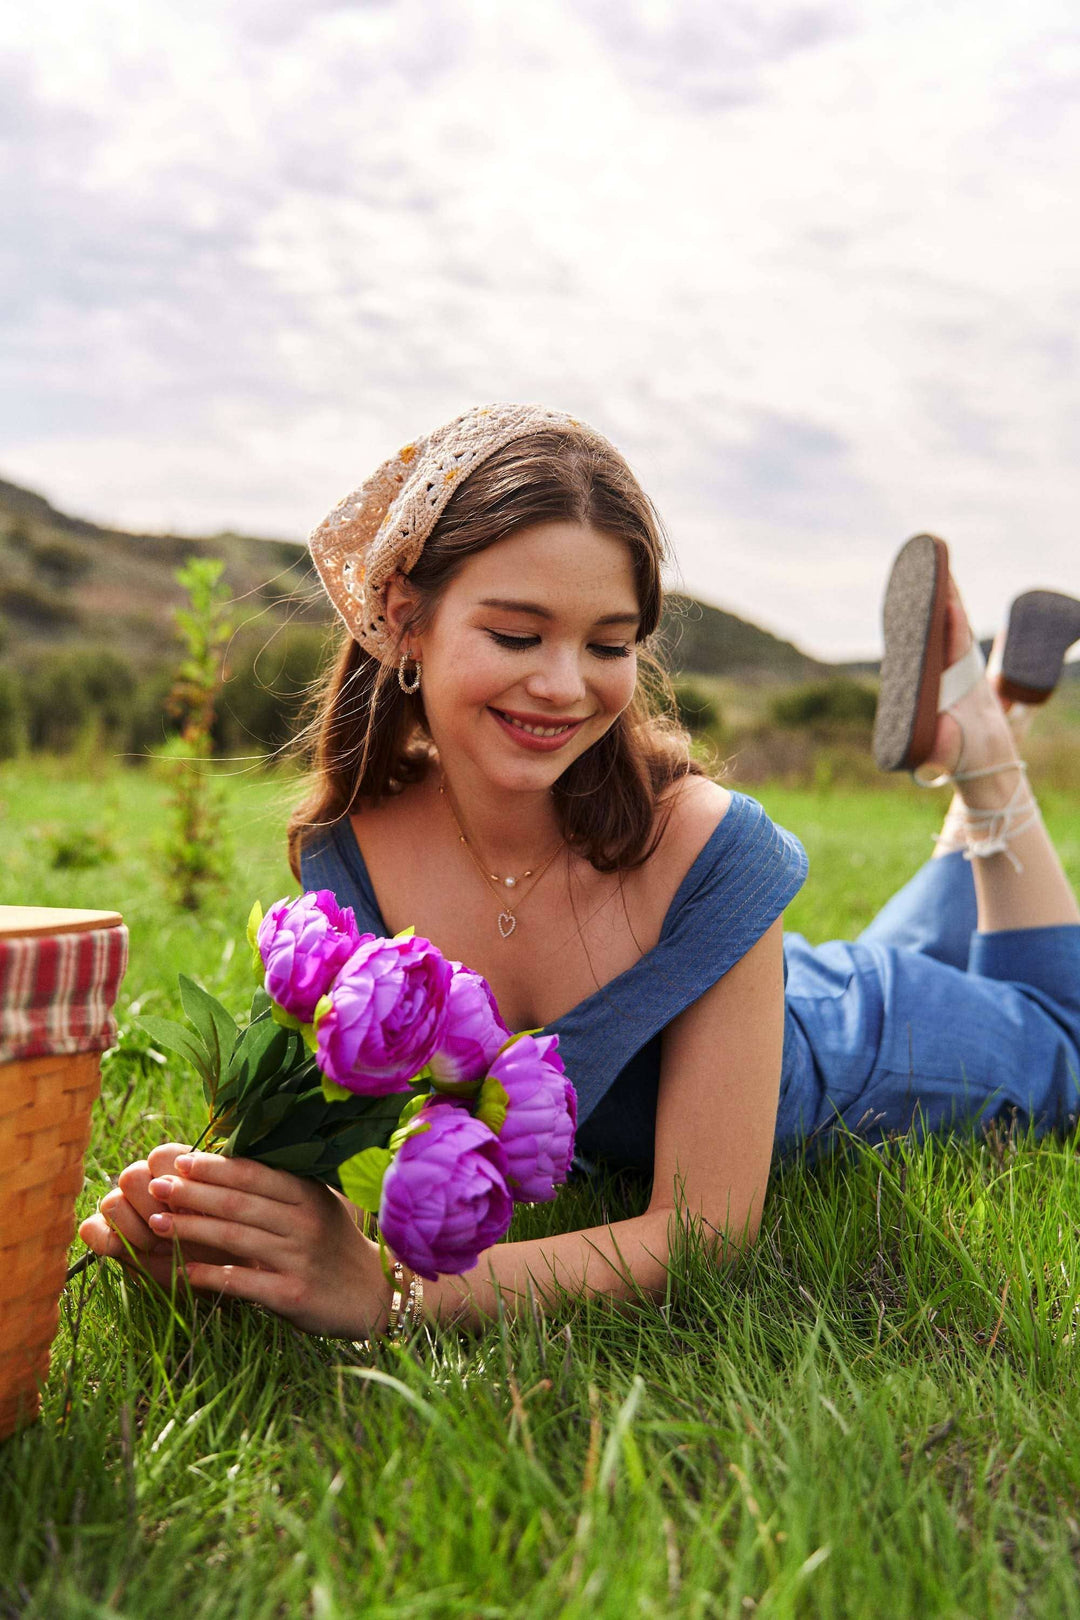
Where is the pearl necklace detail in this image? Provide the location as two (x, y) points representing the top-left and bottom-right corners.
(439, 776), (565, 938)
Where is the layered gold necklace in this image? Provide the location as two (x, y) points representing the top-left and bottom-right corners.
(439, 775), (565, 939)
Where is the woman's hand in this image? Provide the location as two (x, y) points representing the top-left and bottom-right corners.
(79, 1146), (393, 1340)
(79, 1143), (236, 1273)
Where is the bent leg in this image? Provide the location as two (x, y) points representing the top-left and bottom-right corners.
(859, 563), (1076, 973)
(777, 928), (1080, 1153)
(857, 849), (977, 968)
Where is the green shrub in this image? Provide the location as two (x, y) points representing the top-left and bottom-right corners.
(127, 667), (180, 760)
(219, 626), (330, 754)
(0, 583), (81, 629)
(41, 824), (116, 869)
(0, 664), (26, 758)
(671, 678), (722, 735)
(4, 518), (33, 553)
(32, 537), (93, 586)
(24, 647), (138, 753)
(770, 677), (877, 730)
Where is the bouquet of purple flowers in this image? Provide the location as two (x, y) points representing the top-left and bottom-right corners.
(139, 891), (577, 1280)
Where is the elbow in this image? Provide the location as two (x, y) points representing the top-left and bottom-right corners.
(657, 1198), (763, 1268)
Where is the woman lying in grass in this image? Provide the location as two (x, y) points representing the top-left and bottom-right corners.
(80, 404), (1080, 1340)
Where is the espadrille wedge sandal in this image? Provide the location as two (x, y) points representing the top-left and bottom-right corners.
(872, 531), (995, 774)
(873, 533), (956, 772)
(872, 536), (1042, 869)
(992, 589), (1080, 705)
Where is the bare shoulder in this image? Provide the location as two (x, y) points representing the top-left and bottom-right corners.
(656, 774), (732, 868)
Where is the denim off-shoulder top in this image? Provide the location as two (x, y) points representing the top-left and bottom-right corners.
(299, 790), (808, 1173)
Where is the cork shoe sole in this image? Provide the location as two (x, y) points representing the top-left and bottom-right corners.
(998, 589), (1080, 704)
(872, 533), (950, 773)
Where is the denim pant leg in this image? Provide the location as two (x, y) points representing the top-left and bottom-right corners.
(778, 920), (1080, 1154)
(857, 850), (977, 970)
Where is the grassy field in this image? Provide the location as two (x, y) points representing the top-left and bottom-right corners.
(2, 755), (1080, 1618)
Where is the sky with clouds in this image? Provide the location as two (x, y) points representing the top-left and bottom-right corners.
(3, 0), (1079, 658)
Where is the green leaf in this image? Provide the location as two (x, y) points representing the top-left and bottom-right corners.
(135, 1015), (213, 1098)
(388, 1117), (431, 1155)
(321, 1072), (353, 1102)
(429, 1074), (482, 1098)
(476, 1076), (509, 1135)
(229, 1091), (299, 1155)
(243, 1141), (325, 1173)
(392, 925), (416, 941)
(178, 974), (239, 1081)
(249, 985), (272, 1022)
(396, 1091), (429, 1129)
(494, 1029), (541, 1058)
(226, 1017), (297, 1090)
(246, 899), (265, 979)
(339, 1147), (393, 1214)
(270, 1001), (303, 1032)
(210, 1020), (310, 1143)
(313, 1093), (418, 1172)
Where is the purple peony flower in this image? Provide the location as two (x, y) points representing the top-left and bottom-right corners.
(316, 933), (452, 1095)
(486, 1033), (577, 1203)
(427, 962), (512, 1087)
(258, 891), (368, 1024)
(379, 1102), (513, 1279)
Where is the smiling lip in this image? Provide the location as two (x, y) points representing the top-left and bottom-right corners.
(489, 708), (588, 751)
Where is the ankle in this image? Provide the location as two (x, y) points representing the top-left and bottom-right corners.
(933, 766), (1041, 875)
(920, 676), (1019, 791)
(954, 756), (1028, 813)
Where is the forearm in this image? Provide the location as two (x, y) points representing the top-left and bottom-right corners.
(415, 1206), (679, 1332)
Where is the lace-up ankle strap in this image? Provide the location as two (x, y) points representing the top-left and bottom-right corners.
(929, 761), (1041, 874)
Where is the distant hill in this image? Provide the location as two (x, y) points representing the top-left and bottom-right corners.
(657, 592), (830, 682)
(0, 476), (326, 671)
(0, 475), (834, 681)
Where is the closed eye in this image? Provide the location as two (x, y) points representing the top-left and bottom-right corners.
(486, 630), (632, 660)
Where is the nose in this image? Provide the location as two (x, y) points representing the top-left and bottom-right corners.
(523, 644), (588, 710)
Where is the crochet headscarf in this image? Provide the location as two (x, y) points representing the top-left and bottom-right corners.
(308, 402), (617, 659)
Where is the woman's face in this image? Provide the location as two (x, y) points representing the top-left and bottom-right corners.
(405, 521), (642, 793)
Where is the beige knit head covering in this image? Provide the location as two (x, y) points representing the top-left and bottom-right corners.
(308, 402), (615, 659)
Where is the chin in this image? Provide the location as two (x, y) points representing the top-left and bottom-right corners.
(484, 754), (573, 793)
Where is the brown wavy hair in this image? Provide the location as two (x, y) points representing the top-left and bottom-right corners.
(286, 427), (701, 880)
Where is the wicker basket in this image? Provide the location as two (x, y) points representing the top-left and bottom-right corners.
(0, 906), (126, 1442)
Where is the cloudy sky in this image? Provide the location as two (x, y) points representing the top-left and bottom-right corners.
(3, 0), (1079, 658)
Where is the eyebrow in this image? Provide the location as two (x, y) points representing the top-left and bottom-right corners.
(478, 597), (640, 627)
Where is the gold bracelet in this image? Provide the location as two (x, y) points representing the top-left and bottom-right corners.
(387, 1261), (425, 1340)
(407, 1273), (424, 1334)
(388, 1260), (406, 1337)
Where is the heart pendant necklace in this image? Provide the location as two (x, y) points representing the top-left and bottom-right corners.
(440, 774), (565, 939)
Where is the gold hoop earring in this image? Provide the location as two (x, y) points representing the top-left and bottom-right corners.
(398, 650), (422, 694)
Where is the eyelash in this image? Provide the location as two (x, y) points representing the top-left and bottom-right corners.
(487, 631), (632, 660)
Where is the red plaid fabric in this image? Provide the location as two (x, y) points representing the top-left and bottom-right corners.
(0, 925), (129, 1065)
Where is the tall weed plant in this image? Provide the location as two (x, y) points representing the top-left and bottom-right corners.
(156, 558), (234, 912)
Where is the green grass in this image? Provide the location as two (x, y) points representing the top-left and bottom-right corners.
(2, 756), (1080, 1618)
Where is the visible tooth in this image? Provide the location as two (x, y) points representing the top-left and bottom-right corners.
(506, 715), (568, 737)
(532, 726), (562, 736)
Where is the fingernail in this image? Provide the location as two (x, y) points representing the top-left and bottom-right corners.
(175, 1155), (194, 1174)
(149, 1212), (173, 1233)
(149, 1177), (174, 1198)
